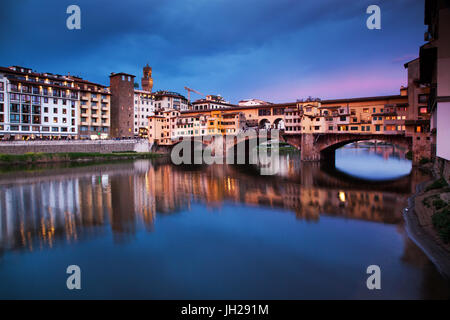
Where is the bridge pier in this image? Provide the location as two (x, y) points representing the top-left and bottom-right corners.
(300, 134), (321, 161)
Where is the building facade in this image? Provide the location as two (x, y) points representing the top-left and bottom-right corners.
(154, 91), (189, 111)
(73, 78), (111, 139)
(0, 66), (79, 140)
(192, 95), (236, 111)
(134, 89), (155, 137)
(421, 0), (450, 161)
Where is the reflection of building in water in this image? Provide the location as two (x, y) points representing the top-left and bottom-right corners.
(0, 157), (428, 253)
(0, 174), (114, 252)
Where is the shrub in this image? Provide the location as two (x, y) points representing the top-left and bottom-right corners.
(432, 207), (450, 243)
(433, 199), (447, 210)
(425, 178), (448, 192)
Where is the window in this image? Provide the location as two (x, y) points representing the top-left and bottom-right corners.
(419, 107), (428, 114)
(10, 114), (20, 123)
(52, 127), (59, 132)
(53, 98), (58, 104)
(10, 93), (20, 101)
(10, 103), (20, 113)
(33, 116), (41, 124)
(44, 97), (49, 103)
(53, 117), (58, 123)
(10, 83), (18, 92)
(418, 94), (429, 104)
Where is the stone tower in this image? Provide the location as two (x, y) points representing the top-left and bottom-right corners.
(109, 72), (136, 138)
(141, 64), (153, 92)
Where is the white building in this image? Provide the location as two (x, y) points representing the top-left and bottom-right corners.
(134, 89), (155, 137)
(0, 66), (78, 139)
(154, 91), (189, 112)
(191, 95), (236, 111)
(238, 99), (271, 106)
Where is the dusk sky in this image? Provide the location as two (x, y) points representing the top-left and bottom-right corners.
(0, 0), (426, 103)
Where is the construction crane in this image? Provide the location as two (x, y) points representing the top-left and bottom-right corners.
(184, 86), (204, 103)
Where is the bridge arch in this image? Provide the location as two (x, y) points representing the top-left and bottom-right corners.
(317, 134), (412, 162)
(258, 118), (271, 129)
(273, 118), (285, 130)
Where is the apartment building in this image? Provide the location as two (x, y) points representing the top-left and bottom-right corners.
(148, 109), (180, 145)
(154, 91), (189, 111)
(134, 89), (155, 137)
(174, 114), (208, 138)
(192, 95), (236, 111)
(149, 109), (246, 145)
(0, 66), (79, 140)
(0, 76), (6, 134)
(73, 78), (111, 139)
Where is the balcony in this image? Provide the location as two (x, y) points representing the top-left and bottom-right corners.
(80, 95), (89, 100)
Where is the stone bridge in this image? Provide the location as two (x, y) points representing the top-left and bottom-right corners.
(164, 130), (413, 163)
(283, 132), (412, 161)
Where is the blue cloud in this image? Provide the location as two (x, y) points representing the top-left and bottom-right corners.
(0, 0), (425, 103)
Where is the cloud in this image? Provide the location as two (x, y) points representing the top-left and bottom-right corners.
(0, 0), (425, 102)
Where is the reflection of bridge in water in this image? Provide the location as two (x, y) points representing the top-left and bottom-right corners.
(0, 158), (429, 253)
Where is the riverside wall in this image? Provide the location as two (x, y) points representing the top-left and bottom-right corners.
(0, 140), (152, 155)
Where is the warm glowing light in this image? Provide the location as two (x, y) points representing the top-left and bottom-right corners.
(339, 191), (346, 202)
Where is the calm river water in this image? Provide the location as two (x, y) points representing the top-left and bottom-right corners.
(0, 145), (449, 299)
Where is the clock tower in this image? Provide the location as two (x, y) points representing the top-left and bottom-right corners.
(141, 64), (153, 92)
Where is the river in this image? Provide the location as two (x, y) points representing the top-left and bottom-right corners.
(0, 144), (449, 299)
